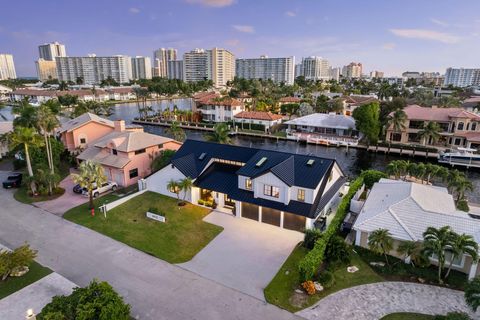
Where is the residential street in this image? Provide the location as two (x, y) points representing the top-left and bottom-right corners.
(0, 173), (300, 320)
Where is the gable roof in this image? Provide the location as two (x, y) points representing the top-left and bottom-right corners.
(234, 111), (283, 121)
(354, 179), (480, 243)
(59, 113), (114, 133)
(93, 131), (175, 152)
(285, 113), (356, 130)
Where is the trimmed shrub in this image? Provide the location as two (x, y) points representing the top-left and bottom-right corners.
(299, 176), (364, 281)
(457, 199), (469, 212)
(360, 170), (387, 189)
(317, 271), (335, 289)
(303, 229), (323, 250)
(325, 235), (351, 264)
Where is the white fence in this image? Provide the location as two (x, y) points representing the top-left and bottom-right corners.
(104, 189), (148, 211)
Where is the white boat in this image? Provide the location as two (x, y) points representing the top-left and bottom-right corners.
(438, 147), (480, 168)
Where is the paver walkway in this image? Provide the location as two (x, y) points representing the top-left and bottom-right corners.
(0, 273), (76, 320)
(296, 282), (477, 320)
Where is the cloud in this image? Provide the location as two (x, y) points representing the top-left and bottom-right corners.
(285, 11), (296, 17)
(430, 18), (449, 27)
(382, 42), (396, 50)
(389, 28), (460, 44)
(225, 39), (240, 46)
(232, 25), (255, 33)
(129, 7), (140, 14)
(185, 0), (235, 7)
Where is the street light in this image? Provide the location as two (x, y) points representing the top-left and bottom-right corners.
(26, 309), (36, 320)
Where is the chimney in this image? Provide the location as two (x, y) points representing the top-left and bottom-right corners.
(114, 120), (125, 132)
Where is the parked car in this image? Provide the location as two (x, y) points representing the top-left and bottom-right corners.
(73, 184), (83, 194)
(82, 181), (118, 198)
(2, 173), (23, 189)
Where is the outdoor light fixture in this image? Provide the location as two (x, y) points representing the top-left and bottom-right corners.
(26, 309), (36, 319)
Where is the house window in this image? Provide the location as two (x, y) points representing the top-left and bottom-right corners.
(112, 149), (118, 155)
(297, 189), (305, 202)
(263, 185), (280, 198)
(135, 148), (146, 155)
(457, 122), (464, 130)
(454, 138), (462, 145)
(245, 178), (252, 190)
(129, 168), (138, 179)
(158, 143), (164, 149)
(472, 122), (477, 131)
(80, 138), (86, 144)
(431, 252), (464, 268)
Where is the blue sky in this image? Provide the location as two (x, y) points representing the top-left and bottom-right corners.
(1, 0), (479, 77)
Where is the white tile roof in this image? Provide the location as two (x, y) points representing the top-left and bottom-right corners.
(284, 113), (356, 130)
(354, 179), (480, 242)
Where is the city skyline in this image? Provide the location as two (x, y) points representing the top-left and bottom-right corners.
(1, 0), (480, 77)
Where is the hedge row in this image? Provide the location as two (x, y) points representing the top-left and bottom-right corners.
(298, 176), (364, 281)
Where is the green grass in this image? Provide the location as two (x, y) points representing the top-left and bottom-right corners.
(14, 187), (65, 204)
(0, 261), (52, 299)
(381, 313), (434, 320)
(64, 191), (223, 263)
(264, 244), (383, 312)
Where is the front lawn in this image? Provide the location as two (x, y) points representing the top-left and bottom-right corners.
(63, 191), (223, 263)
(381, 313), (434, 320)
(0, 260), (52, 299)
(264, 243), (383, 312)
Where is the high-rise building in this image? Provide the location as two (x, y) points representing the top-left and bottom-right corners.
(342, 62), (363, 78)
(183, 48), (235, 87)
(294, 63), (303, 78)
(444, 68), (480, 87)
(38, 42), (66, 61)
(167, 60), (183, 80)
(300, 56), (331, 81)
(330, 67), (341, 81)
(235, 55), (295, 85)
(370, 71), (384, 79)
(0, 54), (16, 80)
(56, 55), (132, 85)
(153, 48), (177, 78)
(35, 59), (57, 81)
(131, 56), (152, 80)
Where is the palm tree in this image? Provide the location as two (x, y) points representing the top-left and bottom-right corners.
(167, 179), (181, 203)
(386, 161), (401, 180)
(204, 123), (231, 144)
(368, 229), (394, 265)
(425, 163), (441, 184)
(71, 160), (107, 211)
(444, 233), (478, 279)
(179, 177), (193, 203)
(12, 98), (37, 128)
(36, 104), (60, 180)
(465, 277), (480, 312)
(418, 121), (441, 146)
(166, 122), (186, 142)
(397, 241), (424, 266)
(386, 109), (407, 133)
(9, 127), (44, 194)
(423, 226), (454, 283)
(452, 175), (474, 203)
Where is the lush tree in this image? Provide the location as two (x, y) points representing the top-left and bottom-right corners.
(352, 102), (381, 145)
(465, 277), (480, 312)
(167, 179), (181, 203)
(386, 109), (407, 133)
(445, 233), (478, 279)
(423, 226), (454, 283)
(166, 122), (186, 142)
(297, 102), (314, 116)
(360, 170), (387, 188)
(325, 235), (351, 264)
(151, 149), (176, 172)
(280, 103), (300, 119)
(39, 280), (131, 320)
(303, 228), (322, 250)
(57, 94), (79, 107)
(0, 244), (37, 281)
(418, 121), (441, 145)
(204, 123), (231, 144)
(368, 228), (394, 265)
(71, 160), (107, 210)
(12, 98), (37, 128)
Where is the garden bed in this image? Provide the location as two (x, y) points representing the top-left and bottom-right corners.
(0, 260), (52, 299)
(14, 187), (65, 204)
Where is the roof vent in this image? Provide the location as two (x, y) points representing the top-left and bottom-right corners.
(255, 157), (267, 167)
(306, 159), (315, 166)
(198, 152), (206, 160)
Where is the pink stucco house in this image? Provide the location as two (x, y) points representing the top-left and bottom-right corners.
(76, 119), (181, 187)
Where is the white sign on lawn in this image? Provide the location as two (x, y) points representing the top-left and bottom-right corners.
(146, 211), (166, 223)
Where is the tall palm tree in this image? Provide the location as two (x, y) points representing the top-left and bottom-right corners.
(386, 161), (401, 180)
(167, 179), (181, 203)
(397, 241), (424, 266)
(423, 226), (454, 283)
(418, 121), (441, 146)
(453, 176), (474, 203)
(71, 160), (107, 211)
(386, 109), (407, 133)
(444, 233), (478, 279)
(368, 228), (394, 265)
(465, 277), (480, 312)
(424, 163), (441, 184)
(204, 123), (231, 144)
(166, 122), (186, 142)
(179, 177), (193, 203)
(12, 98), (37, 128)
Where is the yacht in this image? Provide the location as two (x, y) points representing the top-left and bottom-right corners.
(438, 147), (480, 168)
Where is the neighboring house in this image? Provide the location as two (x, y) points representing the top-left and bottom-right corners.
(0, 121), (13, 159)
(341, 95), (378, 116)
(0, 84), (12, 101)
(10, 89), (109, 104)
(147, 140), (346, 232)
(278, 96), (301, 106)
(77, 121), (181, 187)
(233, 111), (283, 130)
(462, 96), (480, 113)
(105, 87), (136, 101)
(194, 94), (244, 122)
(285, 113), (359, 146)
(353, 178), (480, 279)
(385, 105), (480, 149)
(58, 113), (116, 153)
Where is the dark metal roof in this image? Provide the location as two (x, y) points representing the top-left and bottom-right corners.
(172, 140), (335, 189)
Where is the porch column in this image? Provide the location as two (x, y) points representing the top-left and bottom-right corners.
(280, 211), (284, 228)
(258, 206), (262, 222)
(469, 262), (478, 280)
(355, 230), (362, 246)
(235, 201), (242, 218)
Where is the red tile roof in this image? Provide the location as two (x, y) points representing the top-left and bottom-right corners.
(402, 105), (480, 122)
(234, 111), (283, 121)
(12, 89), (106, 97)
(343, 95), (378, 105)
(279, 96), (301, 103)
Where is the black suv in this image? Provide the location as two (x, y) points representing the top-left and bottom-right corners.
(2, 173), (23, 189)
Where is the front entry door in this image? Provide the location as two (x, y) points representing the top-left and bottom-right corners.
(224, 194), (235, 207)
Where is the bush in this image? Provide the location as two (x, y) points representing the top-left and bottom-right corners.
(39, 280), (131, 320)
(151, 150), (176, 172)
(198, 199), (205, 206)
(299, 176), (364, 281)
(434, 312), (471, 320)
(360, 170), (387, 189)
(317, 270), (335, 289)
(0, 244), (37, 281)
(457, 199), (469, 212)
(303, 229), (323, 250)
(325, 235), (351, 264)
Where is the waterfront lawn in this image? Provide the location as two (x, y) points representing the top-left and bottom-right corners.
(264, 244), (383, 312)
(381, 313), (434, 320)
(0, 261), (52, 299)
(63, 191), (223, 263)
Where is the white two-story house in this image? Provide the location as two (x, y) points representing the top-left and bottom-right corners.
(147, 140), (346, 232)
(194, 93), (245, 122)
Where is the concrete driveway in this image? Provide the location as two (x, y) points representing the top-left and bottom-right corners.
(178, 211), (304, 300)
(34, 174), (88, 216)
